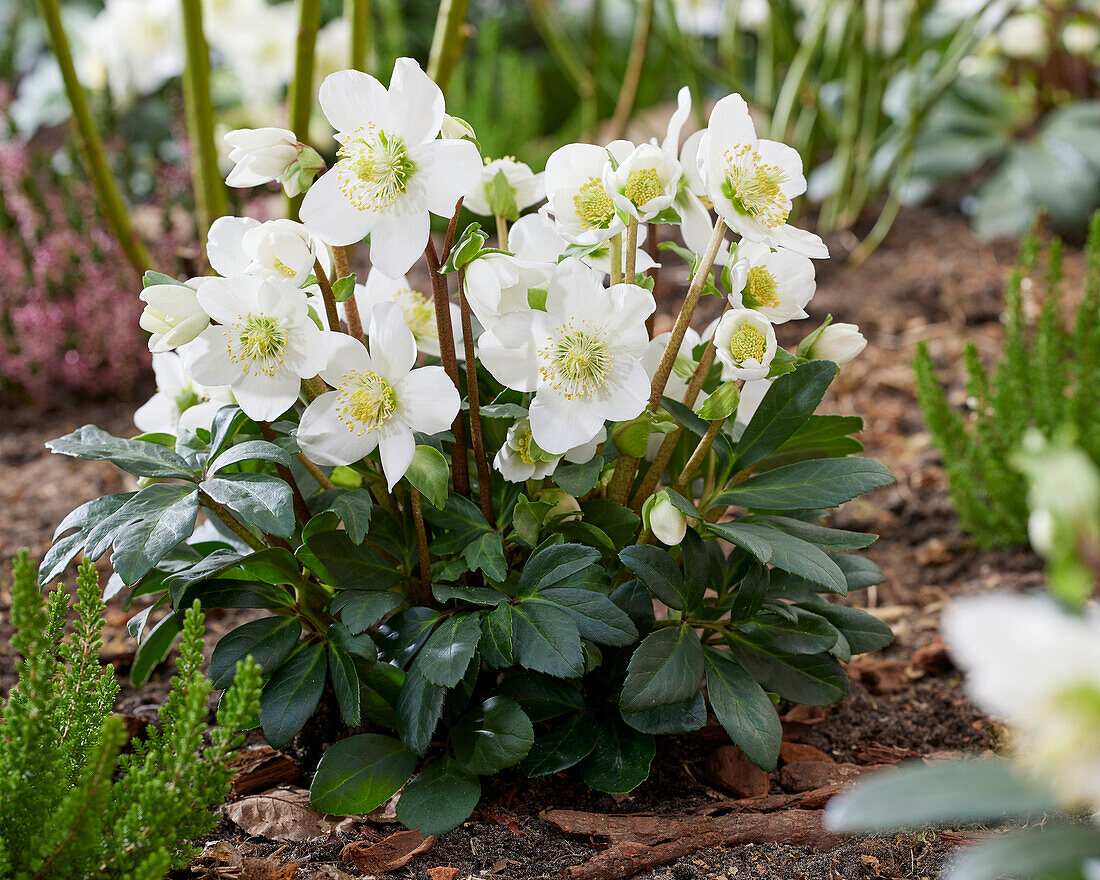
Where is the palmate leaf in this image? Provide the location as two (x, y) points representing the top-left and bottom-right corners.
(582, 722), (655, 794)
(709, 521), (847, 594)
(259, 643), (327, 749)
(703, 647), (782, 771)
(208, 616), (302, 688)
(522, 713), (598, 776)
(511, 600), (583, 678)
(96, 485), (200, 585)
(417, 613), (482, 687)
(726, 635), (849, 706)
(200, 474), (295, 538)
(618, 544), (687, 610)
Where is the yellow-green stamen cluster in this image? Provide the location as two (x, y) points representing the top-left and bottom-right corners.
(235, 314), (288, 375)
(723, 145), (790, 229)
(729, 322), (767, 363)
(746, 266), (779, 308)
(337, 124), (416, 212)
(515, 426), (536, 465)
(573, 178), (615, 229)
(624, 167), (662, 207)
(540, 322), (613, 399)
(392, 287), (438, 344)
(337, 370), (398, 435)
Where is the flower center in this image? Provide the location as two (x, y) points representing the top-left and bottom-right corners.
(273, 257), (297, 278)
(234, 314), (288, 375)
(392, 287), (437, 342)
(729, 322), (766, 363)
(624, 167), (662, 206)
(515, 426), (536, 465)
(540, 322), (613, 399)
(722, 145), (791, 229)
(336, 370), (397, 435)
(573, 178), (615, 229)
(746, 265), (779, 308)
(337, 124), (416, 212)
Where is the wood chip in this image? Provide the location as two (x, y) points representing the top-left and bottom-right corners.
(427, 867), (460, 880)
(778, 761), (883, 793)
(341, 829), (435, 873)
(229, 747), (300, 796)
(705, 746), (769, 798)
(779, 742), (833, 765)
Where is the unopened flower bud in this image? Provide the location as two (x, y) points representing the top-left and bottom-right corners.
(440, 114), (477, 141)
(139, 281), (209, 352)
(225, 128), (323, 197)
(806, 322), (867, 365)
(648, 491), (687, 546)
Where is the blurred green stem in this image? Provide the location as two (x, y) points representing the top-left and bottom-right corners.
(181, 0), (227, 242)
(347, 0), (371, 71)
(36, 0), (152, 275)
(288, 0), (322, 218)
(428, 0), (470, 94)
(528, 0), (598, 140)
(608, 0), (654, 140)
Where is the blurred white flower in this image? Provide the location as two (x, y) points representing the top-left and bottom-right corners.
(494, 418), (605, 482)
(464, 157), (546, 217)
(728, 241), (816, 324)
(672, 0), (726, 36)
(80, 0), (183, 102)
(606, 141), (681, 222)
(225, 2), (297, 105)
(478, 258), (655, 454)
(998, 11), (1049, 59)
(541, 143), (626, 247)
(353, 267), (461, 358)
(139, 280), (208, 353)
(300, 59), (482, 276)
(1063, 19), (1100, 56)
(943, 593), (1100, 814)
(183, 276), (333, 421)
(700, 93), (827, 258)
(712, 308), (777, 380)
(134, 351), (233, 435)
(807, 322), (867, 364)
(296, 303), (460, 489)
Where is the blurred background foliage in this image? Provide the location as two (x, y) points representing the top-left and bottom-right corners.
(1, 0), (1099, 405)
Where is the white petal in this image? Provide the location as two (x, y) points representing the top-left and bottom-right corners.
(318, 332), (373, 385)
(416, 139), (483, 216)
(663, 86), (692, 154)
(182, 325), (236, 386)
(756, 138), (807, 199)
(207, 216), (259, 276)
(368, 207), (431, 278)
(318, 69), (390, 134)
(529, 390), (606, 455)
(367, 300), (417, 379)
(387, 57), (445, 144)
(233, 367), (301, 422)
(300, 168), (377, 247)
(197, 275), (263, 325)
(378, 422), (416, 490)
(133, 392), (178, 434)
(298, 391), (379, 465)
(396, 366), (460, 434)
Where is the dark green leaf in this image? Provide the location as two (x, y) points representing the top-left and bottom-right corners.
(418, 613), (482, 687)
(521, 713), (598, 776)
(177, 579), (293, 610)
(452, 696), (534, 774)
(299, 530), (405, 590)
(41, 493), (134, 585)
(329, 621), (378, 661)
(713, 459), (895, 510)
(105, 485), (200, 585)
(405, 445), (450, 509)
(47, 424), (195, 479)
(209, 616), (302, 688)
(703, 647), (782, 771)
(375, 607), (438, 666)
(130, 611), (181, 687)
(331, 591), (403, 633)
(328, 643), (361, 725)
(512, 601), (583, 677)
(618, 544), (686, 610)
(480, 604), (514, 668)
(748, 515), (875, 551)
(710, 521), (847, 594)
(553, 456), (604, 496)
(260, 643), (327, 748)
(310, 733), (416, 815)
(201, 474), (295, 538)
(327, 489), (374, 544)
(396, 758), (481, 836)
(798, 598), (894, 654)
(396, 658), (446, 755)
(734, 362), (837, 470)
(620, 625), (704, 712)
(433, 582), (508, 606)
(533, 588), (638, 646)
(621, 691), (707, 735)
(582, 723), (655, 794)
(727, 637), (848, 706)
(519, 543), (602, 595)
(463, 531), (507, 583)
(739, 608), (840, 654)
(496, 673), (585, 721)
(610, 579), (656, 631)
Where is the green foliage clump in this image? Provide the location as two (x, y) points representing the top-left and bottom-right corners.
(0, 551), (262, 880)
(914, 212), (1100, 547)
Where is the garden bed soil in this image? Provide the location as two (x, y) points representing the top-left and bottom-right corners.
(0, 204), (1070, 879)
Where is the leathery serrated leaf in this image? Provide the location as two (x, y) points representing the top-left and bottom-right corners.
(703, 647), (782, 771)
(619, 625), (704, 712)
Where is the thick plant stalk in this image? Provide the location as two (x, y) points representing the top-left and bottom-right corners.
(427, 0), (470, 95)
(496, 215), (509, 250)
(313, 259), (343, 334)
(409, 489), (432, 605)
(607, 0), (654, 141)
(347, 0), (371, 70)
(297, 453), (335, 489)
(180, 0), (228, 239)
(624, 219), (639, 282)
(288, 0), (322, 217)
(199, 492), (267, 550)
(609, 233), (623, 285)
(459, 270), (494, 523)
(333, 246), (366, 342)
(673, 418), (726, 494)
(36, 0), (152, 275)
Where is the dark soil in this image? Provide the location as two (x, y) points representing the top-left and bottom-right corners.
(0, 204), (1068, 880)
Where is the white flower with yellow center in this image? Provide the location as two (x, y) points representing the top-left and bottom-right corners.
(352, 267), (461, 358)
(300, 59), (482, 277)
(207, 216), (333, 288)
(508, 213), (658, 283)
(183, 276), (333, 422)
(712, 308), (777, 381)
(728, 241), (816, 324)
(541, 143), (626, 247)
(296, 302), (460, 489)
(463, 251), (553, 327)
(943, 594), (1100, 815)
(134, 352), (234, 436)
(494, 418), (606, 483)
(605, 141), (681, 222)
(464, 157), (546, 217)
(700, 93), (827, 258)
(478, 258), (654, 454)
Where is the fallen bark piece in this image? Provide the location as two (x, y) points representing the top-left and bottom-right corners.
(779, 742), (833, 765)
(560, 810), (841, 880)
(241, 856), (299, 880)
(427, 867), (460, 880)
(229, 746), (300, 795)
(847, 657), (910, 694)
(779, 761), (887, 793)
(909, 634), (952, 675)
(225, 786), (334, 842)
(705, 745), (770, 798)
(852, 742), (922, 765)
(341, 829), (435, 873)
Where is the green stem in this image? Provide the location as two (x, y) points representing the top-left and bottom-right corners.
(529, 0), (599, 140)
(199, 492), (267, 550)
(495, 214), (509, 250)
(459, 270), (494, 524)
(624, 218), (638, 282)
(427, 0), (470, 94)
(609, 233), (623, 285)
(347, 0), (371, 71)
(36, 0), (152, 275)
(608, 0), (654, 141)
(672, 418), (726, 495)
(288, 0), (323, 218)
(180, 0), (227, 241)
(409, 488), (432, 605)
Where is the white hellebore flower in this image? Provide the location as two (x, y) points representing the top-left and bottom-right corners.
(542, 143), (626, 247)
(464, 157), (546, 217)
(139, 280), (208, 353)
(296, 302), (460, 489)
(807, 322), (867, 365)
(605, 141), (681, 222)
(242, 219), (330, 286)
(730, 241), (816, 324)
(225, 128), (301, 189)
(508, 212), (657, 283)
(700, 94), (828, 258)
(300, 59), (482, 277)
(479, 258), (655, 455)
(943, 594), (1100, 814)
(353, 267), (461, 358)
(134, 352), (232, 435)
(183, 276), (332, 421)
(494, 418), (605, 483)
(713, 309), (777, 381)
(649, 491), (688, 546)
(463, 251), (553, 326)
